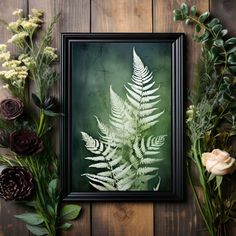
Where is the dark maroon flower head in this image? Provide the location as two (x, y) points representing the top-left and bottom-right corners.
(9, 129), (44, 156)
(0, 97), (23, 120)
(0, 166), (34, 201)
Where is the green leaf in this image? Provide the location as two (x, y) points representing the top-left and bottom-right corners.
(58, 223), (72, 230)
(47, 204), (55, 217)
(190, 6), (196, 16)
(198, 12), (210, 23)
(173, 9), (181, 16)
(212, 24), (223, 35)
(213, 39), (224, 47)
(228, 54), (236, 65)
(180, 3), (188, 15)
(195, 24), (201, 33)
(208, 173), (215, 182)
(215, 176), (223, 190)
(229, 66), (236, 74)
(225, 37), (236, 45)
(220, 29), (228, 37)
(43, 109), (61, 117)
(15, 213), (44, 226)
(173, 15), (183, 21)
(48, 178), (58, 197)
(60, 205), (81, 222)
(185, 19), (191, 25)
(207, 18), (220, 28)
(32, 93), (42, 108)
(227, 47), (236, 54)
(26, 225), (48, 236)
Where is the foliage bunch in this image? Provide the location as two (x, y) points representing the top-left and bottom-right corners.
(0, 8), (80, 236)
(174, 3), (236, 236)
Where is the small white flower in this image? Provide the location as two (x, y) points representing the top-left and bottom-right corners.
(2, 84), (9, 89)
(12, 9), (23, 17)
(2, 60), (21, 69)
(7, 32), (28, 44)
(0, 52), (10, 62)
(7, 22), (20, 32)
(44, 46), (58, 61)
(0, 44), (7, 52)
(21, 20), (38, 32)
(32, 9), (44, 17)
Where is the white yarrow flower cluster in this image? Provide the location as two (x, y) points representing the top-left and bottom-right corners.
(0, 44), (10, 62)
(8, 32), (29, 44)
(12, 9), (23, 17)
(44, 46), (58, 62)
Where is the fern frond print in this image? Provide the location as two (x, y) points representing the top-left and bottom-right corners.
(81, 48), (167, 191)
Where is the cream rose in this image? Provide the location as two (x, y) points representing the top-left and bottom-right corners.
(201, 149), (236, 176)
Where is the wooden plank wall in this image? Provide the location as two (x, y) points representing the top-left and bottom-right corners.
(0, 0), (235, 235)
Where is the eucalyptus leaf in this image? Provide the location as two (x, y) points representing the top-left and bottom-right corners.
(227, 47), (236, 54)
(228, 54), (236, 65)
(212, 24), (223, 35)
(198, 12), (210, 23)
(190, 6), (196, 16)
(213, 39), (224, 47)
(207, 18), (220, 28)
(58, 223), (72, 230)
(180, 3), (188, 15)
(60, 205), (81, 222)
(26, 225), (48, 236)
(220, 29), (228, 37)
(185, 19), (191, 25)
(173, 15), (183, 21)
(15, 213), (44, 226)
(225, 37), (236, 45)
(195, 24), (201, 33)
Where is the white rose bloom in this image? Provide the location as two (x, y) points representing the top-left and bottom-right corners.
(202, 149), (236, 176)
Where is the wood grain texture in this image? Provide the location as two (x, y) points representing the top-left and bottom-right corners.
(91, 0), (152, 32)
(153, 0), (209, 87)
(153, 0), (209, 235)
(91, 1), (154, 236)
(0, 1), (30, 235)
(0, 0), (236, 235)
(92, 203), (153, 236)
(211, 0), (236, 36)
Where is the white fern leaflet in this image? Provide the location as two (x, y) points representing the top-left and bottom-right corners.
(81, 47), (167, 191)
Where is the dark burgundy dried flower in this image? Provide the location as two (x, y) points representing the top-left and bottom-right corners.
(9, 129), (44, 156)
(0, 97), (23, 120)
(0, 166), (34, 201)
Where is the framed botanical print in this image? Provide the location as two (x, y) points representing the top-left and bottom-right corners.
(61, 33), (184, 201)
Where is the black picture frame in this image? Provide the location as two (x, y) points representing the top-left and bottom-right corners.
(60, 33), (184, 201)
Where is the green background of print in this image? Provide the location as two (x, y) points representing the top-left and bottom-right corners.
(71, 42), (172, 192)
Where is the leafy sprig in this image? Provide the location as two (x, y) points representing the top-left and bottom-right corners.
(174, 3), (236, 236)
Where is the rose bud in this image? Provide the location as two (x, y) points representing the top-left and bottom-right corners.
(9, 129), (43, 156)
(0, 166), (34, 201)
(202, 149), (236, 176)
(0, 97), (23, 120)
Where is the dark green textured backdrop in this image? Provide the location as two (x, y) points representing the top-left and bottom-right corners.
(71, 42), (172, 192)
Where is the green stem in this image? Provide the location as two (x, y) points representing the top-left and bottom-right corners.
(192, 140), (216, 235)
(187, 162), (214, 235)
(37, 110), (45, 136)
